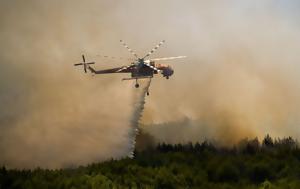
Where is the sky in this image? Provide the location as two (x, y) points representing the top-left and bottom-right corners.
(0, 0), (300, 168)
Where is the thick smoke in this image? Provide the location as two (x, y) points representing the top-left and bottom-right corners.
(139, 1), (300, 145)
(1, 0), (300, 168)
(0, 0), (137, 169)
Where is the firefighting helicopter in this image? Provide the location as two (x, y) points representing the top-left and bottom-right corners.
(74, 40), (186, 95)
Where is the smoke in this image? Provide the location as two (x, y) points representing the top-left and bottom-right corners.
(1, 0), (300, 168)
(138, 1), (300, 144)
(0, 0), (138, 169)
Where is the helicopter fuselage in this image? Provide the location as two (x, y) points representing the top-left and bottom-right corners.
(130, 61), (174, 79)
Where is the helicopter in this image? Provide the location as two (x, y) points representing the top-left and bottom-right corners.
(74, 40), (186, 95)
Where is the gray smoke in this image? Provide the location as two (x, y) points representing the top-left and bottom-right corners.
(1, 0), (300, 168)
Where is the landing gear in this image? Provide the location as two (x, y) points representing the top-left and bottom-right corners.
(146, 77), (151, 96)
(135, 79), (139, 88)
(134, 77), (151, 96)
(166, 76), (169, 79)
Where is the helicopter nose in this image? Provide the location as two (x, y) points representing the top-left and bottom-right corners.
(163, 66), (174, 78)
(169, 66), (174, 76)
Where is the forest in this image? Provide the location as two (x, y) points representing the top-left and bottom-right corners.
(1, 135), (300, 189)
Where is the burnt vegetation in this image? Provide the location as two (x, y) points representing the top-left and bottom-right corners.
(1, 135), (300, 189)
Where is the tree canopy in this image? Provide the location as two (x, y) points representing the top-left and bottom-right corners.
(1, 135), (300, 189)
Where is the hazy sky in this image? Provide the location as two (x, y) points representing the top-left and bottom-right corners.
(0, 0), (300, 168)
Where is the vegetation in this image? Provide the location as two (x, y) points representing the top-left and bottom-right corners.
(1, 135), (300, 189)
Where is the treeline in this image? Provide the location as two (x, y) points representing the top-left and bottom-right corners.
(155, 134), (298, 154)
(1, 135), (300, 189)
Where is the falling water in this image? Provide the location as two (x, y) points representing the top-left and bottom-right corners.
(127, 79), (151, 158)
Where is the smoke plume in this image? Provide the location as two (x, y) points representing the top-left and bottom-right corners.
(1, 0), (300, 168)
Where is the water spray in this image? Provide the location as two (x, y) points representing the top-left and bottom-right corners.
(127, 80), (151, 158)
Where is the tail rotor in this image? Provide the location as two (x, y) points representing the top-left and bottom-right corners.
(74, 54), (95, 73)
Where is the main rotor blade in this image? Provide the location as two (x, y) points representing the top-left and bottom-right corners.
(82, 55), (85, 63)
(97, 55), (134, 61)
(144, 62), (161, 73)
(116, 63), (135, 72)
(143, 40), (165, 59)
(120, 40), (139, 59)
(150, 56), (187, 61)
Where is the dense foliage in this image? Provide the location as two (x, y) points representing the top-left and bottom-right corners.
(1, 135), (300, 189)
